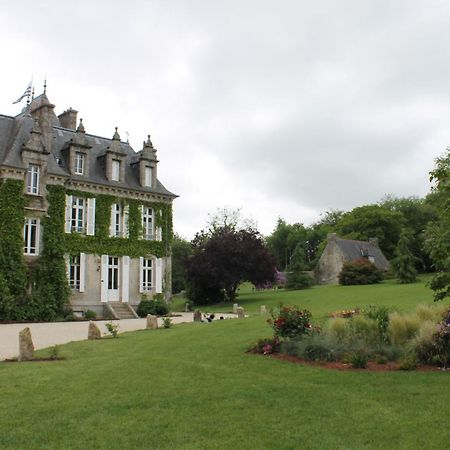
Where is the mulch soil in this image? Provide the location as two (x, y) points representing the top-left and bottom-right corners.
(251, 352), (447, 372)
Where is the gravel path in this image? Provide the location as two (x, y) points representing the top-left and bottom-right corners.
(0, 312), (237, 360)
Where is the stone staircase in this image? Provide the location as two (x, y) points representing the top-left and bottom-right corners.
(107, 302), (139, 319)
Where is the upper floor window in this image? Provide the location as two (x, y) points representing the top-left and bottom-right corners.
(142, 206), (154, 240)
(26, 165), (40, 195)
(65, 195), (96, 236)
(112, 159), (120, 181)
(23, 218), (40, 255)
(144, 166), (153, 187)
(71, 197), (85, 233)
(111, 203), (122, 237)
(75, 152), (85, 175)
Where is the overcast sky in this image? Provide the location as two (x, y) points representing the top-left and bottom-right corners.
(1, 1), (449, 238)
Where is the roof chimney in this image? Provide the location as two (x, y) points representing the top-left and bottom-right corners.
(58, 107), (78, 130)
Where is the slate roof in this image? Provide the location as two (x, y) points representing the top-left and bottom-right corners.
(335, 237), (389, 270)
(0, 98), (176, 199)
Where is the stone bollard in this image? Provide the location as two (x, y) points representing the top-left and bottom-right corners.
(193, 310), (202, 322)
(233, 303), (239, 314)
(146, 314), (158, 329)
(260, 305), (267, 314)
(18, 327), (34, 361)
(184, 302), (190, 312)
(88, 321), (102, 340)
(236, 307), (245, 318)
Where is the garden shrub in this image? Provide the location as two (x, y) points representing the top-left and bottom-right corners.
(326, 318), (348, 343)
(250, 337), (281, 355)
(286, 272), (314, 290)
(363, 305), (390, 344)
(388, 312), (420, 345)
(84, 309), (96, 320)
(347, 315), (380, 346)
(398, 354), (418, 371)
(268, 305), (313, 339)
(137, 294), (170, 317)
(348, 352), (368, 368)
(338, 258), (384, 285)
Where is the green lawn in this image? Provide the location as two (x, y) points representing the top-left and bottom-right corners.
(1, 278), (449, 449)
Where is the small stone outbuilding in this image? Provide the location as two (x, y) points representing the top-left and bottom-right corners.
(315, 233), (389, 285)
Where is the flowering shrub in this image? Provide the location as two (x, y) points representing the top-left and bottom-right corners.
(330, 308), (360, 318)
(248, 337), (280, 355)
(268, 305), (313, 339)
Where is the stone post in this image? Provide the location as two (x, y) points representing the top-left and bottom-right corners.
(260, 305), (267, 314)
(233, 303), (238, 314)
(236, 307), (245, 318)
(88, 321), (102, 340)
(193, 310), (202, 322)
(18, 327), (34, 361)
(146, 314), (158, 329)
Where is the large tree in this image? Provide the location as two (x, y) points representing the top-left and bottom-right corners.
(426, 149), (450, 301)
(171, 233), (192, 294)
(186, 225), (276, 305)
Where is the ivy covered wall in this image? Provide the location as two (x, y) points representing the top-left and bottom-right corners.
(0, 181), (173, 322)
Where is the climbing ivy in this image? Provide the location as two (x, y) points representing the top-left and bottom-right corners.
(0, 179), (28, 320)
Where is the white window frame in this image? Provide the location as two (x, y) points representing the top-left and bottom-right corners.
(111, 203), (122, 237)
(74, 152), (85, 175)
(71, 196), (86, 233)
(144, 166), (153, 187)
(26, 165), (40, 195)
(139, 257), (153, 292)
(69, 254), (81, 290)
(112, 159), (120, 181)
(142, 206), (154, 240)
(23, 218), (40, 255)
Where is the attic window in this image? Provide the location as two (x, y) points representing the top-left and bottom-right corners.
(26, 165), (40, 195)
(112, 159), (120, 181)
(144, 166), (153, 187)
(75, 152), (85, 175)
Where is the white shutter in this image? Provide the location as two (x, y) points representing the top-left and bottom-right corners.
(155, 258), (162, 293)
(65, 195), (72, 233)
(100, 254), (108, 302)
(122, 256), (130, 302)
(79, 252), (86, 293)
(86, 198), (96, 236)
(139, 257), (144, 293)
(35, 219), (41, 255)
(109, 204), (115, 237)
(123, 204), (129, 238)
(156, 226), (162, 241)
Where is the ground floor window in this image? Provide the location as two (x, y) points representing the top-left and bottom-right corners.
(108, 256), (119, 290)
(69, 255), (81, 290)
(141, 258), (153, 292)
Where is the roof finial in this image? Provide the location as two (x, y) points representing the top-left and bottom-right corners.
(146, 134), (153, 148)
(77, 118), (85, 133)
(113, 127), (120, 141)
(43, 78), (47, 94)
(125, 131), (129, 143)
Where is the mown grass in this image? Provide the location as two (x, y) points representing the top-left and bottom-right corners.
(1, 278), (449, 449)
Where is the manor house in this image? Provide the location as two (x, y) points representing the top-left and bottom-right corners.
(0, 89), (176, 318)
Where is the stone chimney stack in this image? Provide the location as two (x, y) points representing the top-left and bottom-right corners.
(58, 108), (78, 130)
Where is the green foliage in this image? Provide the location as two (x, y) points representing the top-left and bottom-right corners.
(162, 317), (172, 328)
(105, 322), (119, 338)
(84, 309), (96, 320)
(0, 179), (28, 320)
(426, 149), (450, 301)
(249, 337), (281, 354)
(338, 259), (384, 285)
(268, 304), (313, 339)
(391, 232), (418, 283)
(29, 185), (71, 321)
(362, 305), (390, 344)
(171, 233), (191, 293)
(336, 205), (405, 259)
(348, 352), (368, 369)
(136, 294), (170, 316)
(388, 312), (420, 345)
(398, 354), (418, 371)
(286, 272), (314, 290)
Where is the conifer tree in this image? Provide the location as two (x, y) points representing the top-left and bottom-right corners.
(391, 232), (418, 284)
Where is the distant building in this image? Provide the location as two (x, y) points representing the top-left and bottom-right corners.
(315, 233), (389, 285)
(0, 88), (177, 318)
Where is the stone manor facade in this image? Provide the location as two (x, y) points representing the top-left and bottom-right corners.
(0, 89), (176, 318)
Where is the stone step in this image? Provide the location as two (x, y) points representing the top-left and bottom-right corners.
(108, 302), (137, 319)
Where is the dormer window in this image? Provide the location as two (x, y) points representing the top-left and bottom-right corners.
(26, 164), (40, 195)
(75, 152), (85, 175)
(144, 166), (153, 187)
(112, 159), (120, 181)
